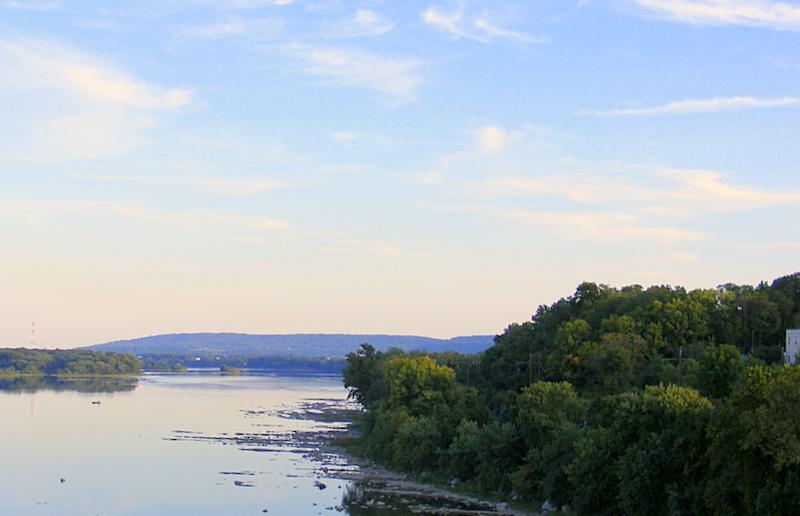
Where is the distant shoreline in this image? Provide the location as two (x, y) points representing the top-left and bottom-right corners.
(0, 372), (141, 379)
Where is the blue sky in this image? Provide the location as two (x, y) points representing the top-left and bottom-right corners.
(1, 0), (799, 347)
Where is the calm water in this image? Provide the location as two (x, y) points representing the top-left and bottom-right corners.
(0, 373), (357, 515)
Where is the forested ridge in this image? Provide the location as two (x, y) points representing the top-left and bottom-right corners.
(88, 333), (493, 357)
(344, 272), (800, 515)
(0, 348), (141, 376)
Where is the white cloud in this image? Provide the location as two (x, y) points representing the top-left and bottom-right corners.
(474, 125), (518, 153)
(417, 170), (442, 184)
(489, 167), (800, 214)
(423, 6), (482, 41)
(739, 240), (800, 250)
(331, 130), (357, 142)
(72, 174), (287, 195)
(225, 0), (294, 7)
(522, 210), (707, 244)
(420, 128), (799, 248)
(330, 9), (394, 37)
(655, 167), (800, 209)
(586, 96), (800, 115)
(473, 15), (540, 43)
(1, 40), (193, 109)
(631, 0), (800, 31)
(320, 162), (368, 174)
(282, 44), (422, 101)
(112, 204), (290, 231)
(34, 112), (155, 160)
(436, 204), (706, 244)
(0, 38), (194, 160)
(0, 200), (290, 232)
(178, 16), (284, 39)
(422, 5), (538, 43)
(4, 0), (59, 10)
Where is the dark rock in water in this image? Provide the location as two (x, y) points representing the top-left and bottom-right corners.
(59, 478), (66, 483)
(314, 480), (327, 490)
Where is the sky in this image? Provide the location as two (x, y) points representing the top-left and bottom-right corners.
(1, 0), (799, 348)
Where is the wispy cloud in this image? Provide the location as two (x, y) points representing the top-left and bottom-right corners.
(656, 167), (800, 209)
(473, 125), (519, 153)
(0, 200), (290, 232)
(585, 96), (800, 115)
(431, 204), (707, 244)
(177, 16), (284, 39)
(489, 167), (800, 214)
(422, 5), (538, 43)
(630, 0), (800, 31)
(1, 39), (193, 109)
(33, 112), (155, 160)
(113, 204), (290, 231)
(282, 44), (422, 101)
(417, 170), (442, 184)
(326, 9), (394, 37)
(0, 38), (194, 160)
(472, 15), (540, 43)
(509, 210), (707, 244)
(738, 240), (800, 250)
(72, 174), (287, 195)
(3, 0), (59, 10)
(331, 130), (357, 142)
(419, 125), (799, 249)
(225, 0), (294, 7)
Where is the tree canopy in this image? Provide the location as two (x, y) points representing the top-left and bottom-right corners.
(343, 272), (800, 515)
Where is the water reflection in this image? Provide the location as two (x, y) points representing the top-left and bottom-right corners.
(0, 375), (138, 393)
(0, 374), (500, 515)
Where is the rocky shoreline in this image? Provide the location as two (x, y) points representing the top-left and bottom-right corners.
(165, 396), (532, 514)
(301, 399), (530, 515)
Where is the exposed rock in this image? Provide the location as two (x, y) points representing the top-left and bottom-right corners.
(541, 499), (557, 513)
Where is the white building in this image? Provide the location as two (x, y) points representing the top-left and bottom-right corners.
(785, 329), (800, 365)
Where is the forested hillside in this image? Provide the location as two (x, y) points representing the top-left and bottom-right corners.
(344, 272), (800, 515)
(87, 333), (493, 357)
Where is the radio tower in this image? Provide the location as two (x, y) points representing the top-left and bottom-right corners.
(30, 320), (36, 348)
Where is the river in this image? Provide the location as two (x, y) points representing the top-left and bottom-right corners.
(0, 372), (509, 516)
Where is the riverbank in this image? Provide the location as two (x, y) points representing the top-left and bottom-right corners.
(0, 372), (140, 378)
(302, 400), (534, 515)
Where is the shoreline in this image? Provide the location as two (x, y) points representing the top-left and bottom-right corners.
(310, 402), (532, 515)
(0, 372), (141, 379)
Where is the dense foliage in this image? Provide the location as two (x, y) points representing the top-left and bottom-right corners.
(0, 348), (141, 376)
(140, 354), (345, 374)
(344, 273), (800, 515)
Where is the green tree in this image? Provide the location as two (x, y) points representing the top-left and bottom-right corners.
(696, 344), (745, 398)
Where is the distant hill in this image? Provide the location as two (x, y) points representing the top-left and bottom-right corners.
(84, 333), (496, 358)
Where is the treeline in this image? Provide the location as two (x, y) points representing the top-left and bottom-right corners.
(141, 354), (345, 374)
(0, 348), (141, 376)
(343, 272), (800, 515)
